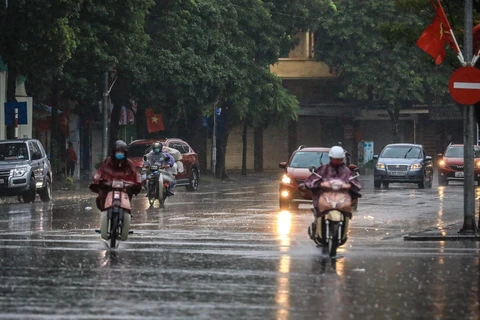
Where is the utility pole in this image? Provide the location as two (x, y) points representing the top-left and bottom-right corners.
(102, 71), (109, 160)
(460, 0), (477, 233)
(211, 101), (217, 175)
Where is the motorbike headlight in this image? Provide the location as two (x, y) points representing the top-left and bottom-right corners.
(376, 163), (386, 170)
(410, 163), (422, 170)
(12, 166), (27, 177)
(281, 174), (291, 184)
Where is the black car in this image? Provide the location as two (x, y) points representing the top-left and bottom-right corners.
(373, 143), (433, 189)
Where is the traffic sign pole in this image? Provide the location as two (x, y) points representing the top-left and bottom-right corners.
(459, 0), (477, 234)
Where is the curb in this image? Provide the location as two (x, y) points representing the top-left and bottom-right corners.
(404, 232), (480, 241)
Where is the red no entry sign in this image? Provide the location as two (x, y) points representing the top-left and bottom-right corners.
(448, 66), (480, 105)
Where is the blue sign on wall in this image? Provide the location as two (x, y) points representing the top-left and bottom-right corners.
(4, 102), (27, 125)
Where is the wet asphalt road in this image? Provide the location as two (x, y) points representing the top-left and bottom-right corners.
(0, 173), (479, 319)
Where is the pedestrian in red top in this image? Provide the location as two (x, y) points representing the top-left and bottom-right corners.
(65, 142), (77, 177)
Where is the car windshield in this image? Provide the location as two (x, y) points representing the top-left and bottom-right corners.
(445, 146), (480, 158)
(381, 146), (421, 159)
(128, 144), (152, 158)
(0, 143), (29, 161)
(289, 151), (329, 168)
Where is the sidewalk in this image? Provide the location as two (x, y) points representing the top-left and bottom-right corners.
(403, 221), (480, 241)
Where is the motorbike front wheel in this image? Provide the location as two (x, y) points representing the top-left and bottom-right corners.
(110, 215), (118, 248)
(158, 174), (165, 209)
(147, 180), (157, 207)
(328, 222), (340, 258)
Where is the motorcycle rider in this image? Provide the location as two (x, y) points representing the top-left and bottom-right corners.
(143, 141), (176, 196)
(89, 140), (142, 211)
(299, 145), (361, 219)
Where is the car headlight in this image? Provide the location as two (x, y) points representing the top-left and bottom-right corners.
(12, 166), (27, 177)
(410, 163), (422, 170)
(281, 174), (291, 184)
(438, 160), (446, 168)
(376, 163), (386, 169)
(476, 162), (480, 168)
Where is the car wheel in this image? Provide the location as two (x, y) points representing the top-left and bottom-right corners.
(382, 182), (389, 189)
(22, 178), (36, 203)
(418, 175), (426, 189)
(39, 177), (52, 202)
(438, 174), (448, 186)
(289, 202), (300, 210)
(279, 198), (289, 210)
(185, 168), (199, 192)
(374, 180), (381, 189)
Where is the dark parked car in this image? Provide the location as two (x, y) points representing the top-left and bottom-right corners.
(0, 139), (53, 202)
(373, 143), (433, 189)
(437, 143), (480, 186)
(128, 139), (200, 191)
(278, 146), (330, 209)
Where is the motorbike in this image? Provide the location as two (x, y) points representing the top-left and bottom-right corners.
(142, 160), (169, 208)
(307, 168), (359, 257)
(98, 180), (134, 248)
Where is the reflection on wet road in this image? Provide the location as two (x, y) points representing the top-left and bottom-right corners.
(0, 174), (479, 319)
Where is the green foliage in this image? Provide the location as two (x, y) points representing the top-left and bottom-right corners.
(313, 0), (455, 119)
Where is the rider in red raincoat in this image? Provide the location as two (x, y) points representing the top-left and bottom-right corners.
(89, 140), (142, 211)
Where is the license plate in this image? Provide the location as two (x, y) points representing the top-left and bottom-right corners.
(390, 171), (406, 176)
(455, 172), (464, 178)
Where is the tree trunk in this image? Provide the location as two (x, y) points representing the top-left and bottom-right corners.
(288, 120), (298, 158)
(50, 80), (60, 175)
(241, 121), (247, 176)
(135, 102), (147, 139)
(254, 127), (263, 173)
(6, 63), (17, 139)
(388, 106), (400, 143)
(109, 77), (130, 147)
(216, 105), (231, 180)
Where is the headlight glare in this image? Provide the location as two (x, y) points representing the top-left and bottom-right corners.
(411, 163), (422, 170)
(12, 166), (27, 177)
(376, 163), (386, 169)
(439, 160), (446, 167)
(281, 174), (291, 184)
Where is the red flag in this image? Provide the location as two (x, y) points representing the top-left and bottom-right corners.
(416, 1), (458, 65)
(146, 108), (164, 133)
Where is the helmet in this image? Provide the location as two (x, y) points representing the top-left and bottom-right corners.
(152, 141), (163, 153)
(112, 140), (128, 157)
(328, 146), (345, 159)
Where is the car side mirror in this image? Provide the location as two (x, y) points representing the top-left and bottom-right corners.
(279, 161), (287, 169)
(437, 153), (443, 158)
(373, 155), (378, 160)
(309, 166), (316, 172)
(425, 156), (432, 161)
(46, 154), (51, 160)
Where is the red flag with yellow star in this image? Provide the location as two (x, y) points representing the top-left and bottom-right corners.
(416, 0), (460, 65)
(146, 108), (164, 133)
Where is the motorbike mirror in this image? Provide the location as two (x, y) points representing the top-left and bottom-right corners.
(143, 155), (147, 161)
(309, 166), (317, 172)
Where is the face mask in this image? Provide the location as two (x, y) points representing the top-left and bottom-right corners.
(153, 148), (160, 153)
(115, 153), (125, 160)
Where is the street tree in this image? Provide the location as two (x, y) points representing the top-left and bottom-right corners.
(313, 0), (455, 142)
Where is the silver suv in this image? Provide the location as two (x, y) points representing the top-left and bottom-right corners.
(0, 139), (53, 202)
